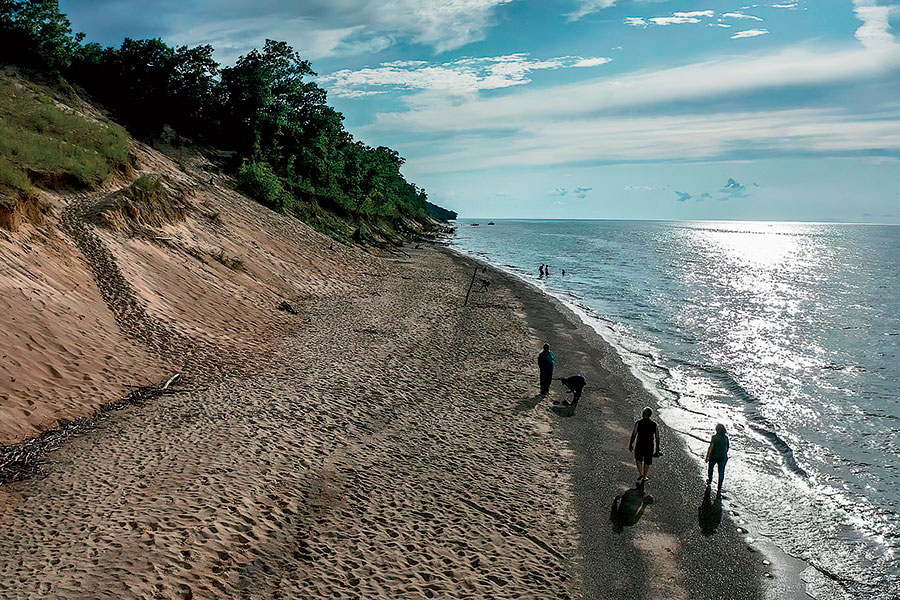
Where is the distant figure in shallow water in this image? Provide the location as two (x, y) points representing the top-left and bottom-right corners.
(537, 343), (555, 396)
(630, 407), (660, 483)
(556, 374), (586, 406)
(539, 264), (545, 277)
(705, 424), (729, 491)
(562, 269), (566, 276)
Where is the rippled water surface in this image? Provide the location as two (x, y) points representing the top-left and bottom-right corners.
(453, 220), (899, 598)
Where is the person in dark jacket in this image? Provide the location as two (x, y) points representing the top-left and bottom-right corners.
(557, 374), (586, 406)
(629, 407), (660, 483)
(537, 343), (555, 395)
(705, 424), (730, 491)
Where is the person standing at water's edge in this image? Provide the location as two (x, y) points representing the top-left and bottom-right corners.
(706, 424), (729, 491)
(537, 343), (555, 395)
(630, 407), (660, 483)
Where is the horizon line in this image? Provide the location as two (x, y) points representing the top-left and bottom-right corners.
(452, 217), (900, 226)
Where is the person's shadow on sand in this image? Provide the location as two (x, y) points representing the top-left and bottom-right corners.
(697, 486), (723, 535)
(610, 482), (653, 532)
(515, 394), (544, 413)
(550, 404), (577, 418)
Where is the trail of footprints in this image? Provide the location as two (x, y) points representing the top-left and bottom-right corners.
(0, 249), (579, 599)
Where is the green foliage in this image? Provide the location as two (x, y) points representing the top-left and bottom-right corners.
(0, 0), (80, 71)
(0, 73), (128, 194)
(69, 38), (220, 138)
(426, 201), (458, 221)
(291, 199), (353, 243)
(0, 2), (453, 243)
(236, 160), (292, 213)
(0, 156), (34, 193)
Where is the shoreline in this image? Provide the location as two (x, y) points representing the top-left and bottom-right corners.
(0, 238), (810, 598)
(442, 245), (812, 599)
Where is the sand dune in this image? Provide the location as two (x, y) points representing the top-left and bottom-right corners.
(0, 141), (367, 445)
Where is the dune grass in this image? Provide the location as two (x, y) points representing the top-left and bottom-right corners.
(0, 73), (129, 197)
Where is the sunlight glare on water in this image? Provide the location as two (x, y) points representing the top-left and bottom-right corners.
(453, 220), (900, 600)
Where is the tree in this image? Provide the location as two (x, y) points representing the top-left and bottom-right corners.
(0, 0), (80, 71)
(219, 39), (329, 163)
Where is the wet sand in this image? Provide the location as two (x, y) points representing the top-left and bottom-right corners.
(453, 251), (807, 600)
(0, 242), (793, 598)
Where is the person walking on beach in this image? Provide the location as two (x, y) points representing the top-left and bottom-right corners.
(537, 343), (555, 395)
(556, 374), (586, 406)
(629, 407), (660, 483)
(705, 424), (730, 491)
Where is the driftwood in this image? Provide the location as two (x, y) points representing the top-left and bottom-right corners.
(0, 374), (188, 484)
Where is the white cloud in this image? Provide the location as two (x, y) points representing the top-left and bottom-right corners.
(566, 0), (618, 22)
(354, 0), (900, 175)
(771, 3), (798, 7)
(731, 28), (770, 38)
(722, 12), (765, 20)
(574, 56), (615, 67)
(626, 9), (715, 27)
(168, 0), (516, 61)
(368, 41), (900, 134)
(674, 10), (716, 18)
(379, 0), (516, 52)
(321, 53), (612, 97)
(650, 16), (703, 25)
(400, 108), (900, 174)
(853, 0), (900, 51)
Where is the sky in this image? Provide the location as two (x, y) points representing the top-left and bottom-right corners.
(60, 0), (900, 222)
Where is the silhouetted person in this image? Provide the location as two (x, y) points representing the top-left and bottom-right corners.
(539, 264), (545, 277)
(697, 485), (723, 535)
(561, 269), (566, 276)
(629, 407), (660, 483)
(705, 423), (730, 491)
(537, 343), (555, 396)
(556, 374), (585, 406)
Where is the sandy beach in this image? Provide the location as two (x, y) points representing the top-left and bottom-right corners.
(0, 238), (586, 598)
(0, 212), (798, 598)
(0, 139), (793, 598)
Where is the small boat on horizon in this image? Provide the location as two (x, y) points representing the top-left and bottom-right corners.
(471, 223), (480, 226)
(487, 222), (495, 225)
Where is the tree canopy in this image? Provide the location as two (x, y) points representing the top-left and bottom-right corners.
(1, 0), (442, 242)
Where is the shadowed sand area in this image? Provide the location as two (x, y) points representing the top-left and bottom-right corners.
(0, 243), (775, 599)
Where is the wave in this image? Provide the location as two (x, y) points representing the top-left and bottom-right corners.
(671, 359), (810, 478)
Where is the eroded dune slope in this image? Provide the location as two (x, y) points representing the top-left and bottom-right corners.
(1, 136), (370, 445)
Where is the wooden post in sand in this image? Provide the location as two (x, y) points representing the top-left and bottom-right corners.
(464, 267), (478, 306)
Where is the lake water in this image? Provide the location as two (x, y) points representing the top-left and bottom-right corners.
(452, 220), (899, 599)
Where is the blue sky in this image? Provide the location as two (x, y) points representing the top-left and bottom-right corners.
(61, 0), (900, 222)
